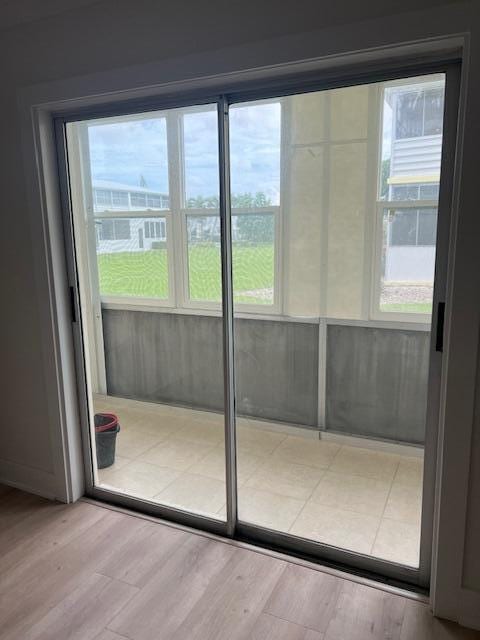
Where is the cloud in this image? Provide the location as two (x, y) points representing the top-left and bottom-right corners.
(87, 102), (281, 203)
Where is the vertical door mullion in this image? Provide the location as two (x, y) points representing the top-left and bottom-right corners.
(418, 63), (460, 588)
(166, 111), (186, 308)
(218, 95), (237, 537)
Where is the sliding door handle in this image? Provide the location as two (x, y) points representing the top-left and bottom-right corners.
(435, 301), (445, 352)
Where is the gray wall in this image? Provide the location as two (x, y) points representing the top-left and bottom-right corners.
(325, 325), (430, 444)
(102, 309), (429, 443)
(235, 318), (319, 425)
(102, 310), (319, 425)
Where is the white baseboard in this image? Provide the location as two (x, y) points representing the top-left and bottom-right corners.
(0, 458), (60, 501)
(319, 431), (424, 457)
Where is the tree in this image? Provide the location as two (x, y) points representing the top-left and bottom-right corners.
(139, 174), (148, 187)
(236, 212), (274, 243)
(187, 195), (219, 209)
(187, 191), (272, 210)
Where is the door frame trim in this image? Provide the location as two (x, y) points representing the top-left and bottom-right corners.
(50, 48), (462, 592)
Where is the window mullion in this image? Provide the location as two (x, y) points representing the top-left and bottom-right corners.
(166, 110), (186, 308)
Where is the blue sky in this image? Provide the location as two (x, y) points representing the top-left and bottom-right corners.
(88, 102), (281, 204)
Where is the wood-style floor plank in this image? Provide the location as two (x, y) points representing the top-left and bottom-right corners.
(264, 563), (343, 633)
(251, 613), (324, 639)
(0, 486), (477, 640)
(97, 518), (188, 587)
(324, 580), (406, 640)
(93, 631), (130, 640)
(108, 535), (236, 639)
(23, 573), (138, 640)
(169, 547), (286, 640)
(0, 509), (145, 639)
(0, 500), (104, 578)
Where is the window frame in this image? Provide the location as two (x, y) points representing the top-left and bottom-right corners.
(179, 206), (281, 313)
(394, 84), (444, 140)
(82, 83), (443, 324)
(371, 199), (438, 323)
(93, 102), (283, 315)
(388, 207), (437, 248)
(371, 79), (443, 323)
(92, 208), (176, 308)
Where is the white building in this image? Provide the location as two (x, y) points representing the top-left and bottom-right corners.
(384, 79), (443, 283)
(93, 180), (169, 254)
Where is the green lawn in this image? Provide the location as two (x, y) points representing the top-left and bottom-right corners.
(98, 246), (431, 314)
(97, 243), (274, 304)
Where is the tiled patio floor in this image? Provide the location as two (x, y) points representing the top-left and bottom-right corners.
(94, 394), (423, 567)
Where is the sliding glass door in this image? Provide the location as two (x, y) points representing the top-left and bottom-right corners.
(230, 75), (447, 580)
(65, 104), (230, 524)
(60, 63), (456, 586)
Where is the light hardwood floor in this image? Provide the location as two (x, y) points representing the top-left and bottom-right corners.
(0, 484), (478, 640)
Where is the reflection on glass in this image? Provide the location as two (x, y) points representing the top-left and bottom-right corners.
(230, 102), (281, 206)
(380, 78), (444, 203)
(183, 108), (219, 208)
(187, 215), (221, 302)
(186, 213), (275, 306)
(67, 105), (226, 522)
(381, 207), (437, 315)
(88, 115), (169, 212)
(232, 213), (274, 305)
(230, 79), (443, 570)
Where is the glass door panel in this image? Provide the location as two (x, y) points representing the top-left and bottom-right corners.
(231, 74), (445, 568)
(66, 104), (227, 521)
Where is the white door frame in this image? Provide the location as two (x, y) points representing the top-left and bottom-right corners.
(19, 34), (471, 609)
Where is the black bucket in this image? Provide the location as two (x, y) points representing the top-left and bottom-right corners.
(94, 413), (120, 469)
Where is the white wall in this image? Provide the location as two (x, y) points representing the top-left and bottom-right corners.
(0, 0), (479, 628)
(385, 246), (436, 282)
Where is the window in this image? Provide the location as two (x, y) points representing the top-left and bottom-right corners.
(111, 191), (129, 207)
(131, 192), (147, 208)
(395, 86), (444, 140)
(95, 216), (169, 298)
(98, 219), (131, 241)
(424, 87), (444, 136)
(145, 220), (166, 239)
(229, 102), (281, 307)
(95, 189), (111, 208)
(391, 183), (439, 201)
(184, 108), (219, 208)
(232, 213), (275, 305)
(147, 195), (161, 209)
(87, 114), (169, 213)
(71, 74), (445, 319)
(377, 75), (444, 318)
(186, 215), (221, 302)
(389, 208), (437, 247)
(396, 91), (424, 139)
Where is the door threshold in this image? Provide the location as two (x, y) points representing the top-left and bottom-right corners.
(81, 494), (429, 604)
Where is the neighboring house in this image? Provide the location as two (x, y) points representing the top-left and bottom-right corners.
(92, 179), (243, 254)
(93, 180), (169, 254)
(383, 79), (444, 283)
